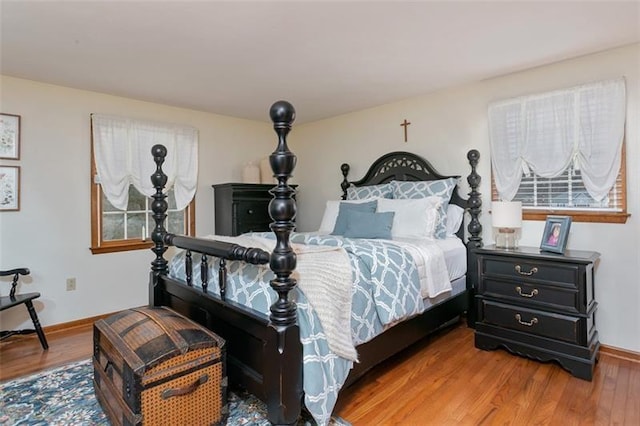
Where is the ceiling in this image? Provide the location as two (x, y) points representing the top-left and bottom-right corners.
(1, 1), (639, 124)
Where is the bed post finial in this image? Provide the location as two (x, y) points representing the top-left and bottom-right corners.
(150, 144), (169, 274)
(466, 149), (482, 248)
(340, 163), (350, 200)
(268, 100), (298, 327)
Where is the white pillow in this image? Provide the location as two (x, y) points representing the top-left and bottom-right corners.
(376, 197), (442, 239)
(445, 204), (465, 237)
(318, 198), (379, 234)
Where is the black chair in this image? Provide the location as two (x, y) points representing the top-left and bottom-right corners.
(0, 268), (49, 350)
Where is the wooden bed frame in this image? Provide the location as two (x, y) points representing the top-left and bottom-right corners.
(148, 101), (483, 425)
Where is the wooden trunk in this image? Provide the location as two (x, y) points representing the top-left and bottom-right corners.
(93, 306), (227, 426)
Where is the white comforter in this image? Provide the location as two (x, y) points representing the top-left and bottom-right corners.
(391, 237), (451, 298)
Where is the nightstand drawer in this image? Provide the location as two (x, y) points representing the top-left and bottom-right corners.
(479, 278), (579, 313)
(482, 258), (578, 287)
(481, 300), (580, 344)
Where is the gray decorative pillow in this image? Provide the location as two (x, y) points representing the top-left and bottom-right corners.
(391, 178), (458, 239)
(343, 211), (395, 239)
(346, 183), (393, 200)
(331, 200), (378, 235)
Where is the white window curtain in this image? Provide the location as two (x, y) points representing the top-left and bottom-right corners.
(489, 78), (626, 202)
(92, 114), (198, 210)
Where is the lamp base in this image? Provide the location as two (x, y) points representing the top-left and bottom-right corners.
(496, 228), (518, 249)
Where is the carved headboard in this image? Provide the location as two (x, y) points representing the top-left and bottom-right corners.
(339, 151), (467, 209)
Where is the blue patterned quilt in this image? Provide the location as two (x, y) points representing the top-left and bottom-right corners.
(168, 232), (428, 426)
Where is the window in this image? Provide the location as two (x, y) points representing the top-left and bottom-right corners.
(90, 114), (198, 254)
(491, 144), (627, 223)
(489, 78), (629, 224)
(102, 186), (187, 240)
(90, 160), (195, 255)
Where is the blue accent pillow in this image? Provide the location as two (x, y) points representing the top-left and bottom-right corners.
(331, 200), (377, 235)
(391, 178), (458, 239)
(343, 211), (395, 239)
(346, 183), (393, 200)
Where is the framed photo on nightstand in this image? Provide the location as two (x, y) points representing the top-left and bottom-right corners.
(540, 215), (571, 254)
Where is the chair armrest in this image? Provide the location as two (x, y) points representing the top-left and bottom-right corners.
(0, 268), (30, 277)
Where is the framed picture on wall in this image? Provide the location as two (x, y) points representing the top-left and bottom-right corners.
(540, 215), (571, 254)
(0, 165), (20, 211)
(0, 113), (21, 160)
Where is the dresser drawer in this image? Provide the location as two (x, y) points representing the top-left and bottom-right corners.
(233, 201), (270, 224)
(234, 200), (271, 234)
(481, 257), (579, 287)
(479, 278), (580, 314)
(480, 300), (581, 344)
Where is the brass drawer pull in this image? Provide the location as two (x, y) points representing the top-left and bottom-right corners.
(515, 286), (538, 298)
(515, 313), (538, 327)
(515, 265), (538, 276)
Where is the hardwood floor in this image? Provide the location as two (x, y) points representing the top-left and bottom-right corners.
(1, 320), (638, 425)
(0, 323), (94, 381)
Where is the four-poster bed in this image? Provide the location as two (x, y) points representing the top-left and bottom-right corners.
(148, 101), (482, 425)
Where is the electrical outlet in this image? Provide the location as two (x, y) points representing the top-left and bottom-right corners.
(66, 277), (76, 291)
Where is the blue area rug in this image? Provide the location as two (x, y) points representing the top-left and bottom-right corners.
(0, 359), (350, 425)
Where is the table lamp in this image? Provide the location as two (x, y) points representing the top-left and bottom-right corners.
(492, 201), (522, 249)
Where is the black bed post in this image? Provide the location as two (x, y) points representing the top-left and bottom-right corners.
(340, 163), (350, 200)
(264, 100), (303, 425)
(465, 149), (482, 327)
(466, 149), (482, 249)
(149, 144), (169, 307)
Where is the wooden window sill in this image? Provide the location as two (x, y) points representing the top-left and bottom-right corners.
(523, 211), (630, 224)
(90, 241), (154, 254)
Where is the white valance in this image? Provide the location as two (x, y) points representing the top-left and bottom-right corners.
(92, 114), (198, 210)
(489, 78), (626, 202)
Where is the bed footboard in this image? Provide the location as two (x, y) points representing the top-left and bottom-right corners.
(148, 101), (302, 426)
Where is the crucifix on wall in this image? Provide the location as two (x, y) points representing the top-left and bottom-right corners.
(400, 119), (411, 142)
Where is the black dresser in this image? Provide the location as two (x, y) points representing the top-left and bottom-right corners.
(213, 183), (273, 236)
(473, 245), (600, 380)
(213, 183), (297, 236)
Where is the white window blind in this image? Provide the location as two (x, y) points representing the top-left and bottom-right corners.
(512, 165), (623, 212)
(92, 114), (199, 211)
(489, 78), (626, 209)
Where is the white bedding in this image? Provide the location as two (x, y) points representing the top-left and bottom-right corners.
(390, 237), (451, 298)
(436, 236), (467, 282)
(391, 235), (466, 297)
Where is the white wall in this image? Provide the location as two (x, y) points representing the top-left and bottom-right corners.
(0, 76), (273, 329)
(2, 44), (638, 354)
(293, 44), (640, 353)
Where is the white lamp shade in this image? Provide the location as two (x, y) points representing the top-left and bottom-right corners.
(492, 201), (522, 228)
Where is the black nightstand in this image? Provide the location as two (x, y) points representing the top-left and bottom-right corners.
(473, 245), (600, 380)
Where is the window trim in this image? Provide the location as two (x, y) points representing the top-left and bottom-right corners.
(491, 143), (629, 224)
(90, 135), (196, 255)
